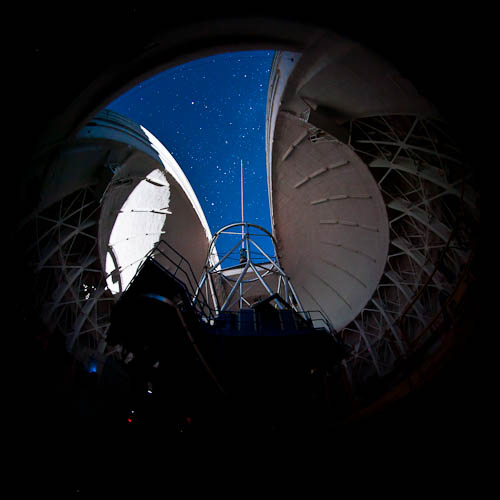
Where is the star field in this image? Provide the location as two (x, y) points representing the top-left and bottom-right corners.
(106, 51), (275, 250)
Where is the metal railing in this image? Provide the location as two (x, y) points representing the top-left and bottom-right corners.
(124, 239), (215, 321)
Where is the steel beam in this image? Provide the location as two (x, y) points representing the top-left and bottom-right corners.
(370, 158), (477, 210)
(353, 319), (383, 376)
(388, 198), (451, 242)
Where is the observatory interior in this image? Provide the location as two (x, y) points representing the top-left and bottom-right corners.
(13, 11), (480, 460)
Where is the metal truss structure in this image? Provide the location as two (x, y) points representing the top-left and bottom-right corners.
(22, 186), (115, 363)
(339, 114), (478, 389)
(192, 222), (330, 325)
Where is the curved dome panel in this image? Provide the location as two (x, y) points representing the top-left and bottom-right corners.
(94, 115), (213, 296)
(101, 167), (171, 294)
(271, 113), (389, 330)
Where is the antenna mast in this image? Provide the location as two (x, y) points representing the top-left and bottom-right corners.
(240, 159), (244, 249)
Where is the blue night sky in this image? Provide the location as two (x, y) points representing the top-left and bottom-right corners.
(106, 51), (275, 254)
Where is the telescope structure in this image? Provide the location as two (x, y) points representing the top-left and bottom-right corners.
(195, 222), (307, 316)
(17, 20), (479, 443)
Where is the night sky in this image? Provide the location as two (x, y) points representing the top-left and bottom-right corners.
(106, 50), (275, 254)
